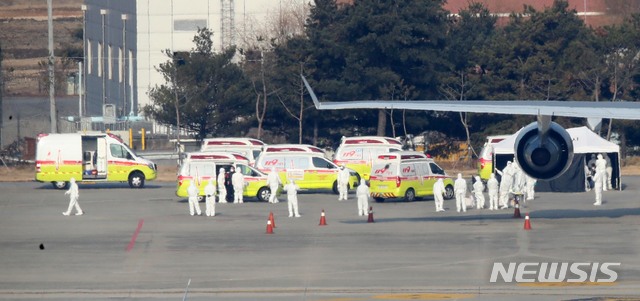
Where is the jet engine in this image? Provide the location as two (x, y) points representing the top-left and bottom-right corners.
(514, 121), (573, 181)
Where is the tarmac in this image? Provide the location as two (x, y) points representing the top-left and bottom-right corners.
(0, 178), (639, 300)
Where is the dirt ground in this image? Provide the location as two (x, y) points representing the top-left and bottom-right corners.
(3, 160), (640, 183)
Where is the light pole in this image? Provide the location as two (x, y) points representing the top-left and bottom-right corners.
(47, 0), (57, 133)
(122, 14), (128, 119)
(81, 4), (87, 117)
(101, 9), (107, 113)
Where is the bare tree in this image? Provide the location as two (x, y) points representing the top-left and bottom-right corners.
(439, 70), (475, 166)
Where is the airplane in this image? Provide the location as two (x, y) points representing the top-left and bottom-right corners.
(301, 75), (640, 181)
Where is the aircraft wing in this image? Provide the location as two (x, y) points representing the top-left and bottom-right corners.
(302, 76), (640, 120)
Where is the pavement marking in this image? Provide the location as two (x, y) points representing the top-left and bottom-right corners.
(518, 282), (617, 287)
(371, 293), (476, 300)
(125, 218), (144, 252)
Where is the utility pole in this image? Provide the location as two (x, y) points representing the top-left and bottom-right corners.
(47, 0), (57, 133)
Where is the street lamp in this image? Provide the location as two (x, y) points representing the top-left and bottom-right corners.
(122, 14), (128, 119)
(101, 9), (107, 112)
(81, 4), (87, 118)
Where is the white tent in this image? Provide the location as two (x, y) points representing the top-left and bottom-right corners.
(491, 126), (621, 192)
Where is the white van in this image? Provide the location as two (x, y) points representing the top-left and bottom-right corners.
(369, 151), (455, 202)
(177, 152), (272, 202)
(262, 144), (325, 155)
(255, 150), (359, 194)
(200, 137), (266, 166)
(334, 136), (403, 180)
(36, 133), (157, 189)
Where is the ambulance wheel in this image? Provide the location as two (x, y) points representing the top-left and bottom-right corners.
(128, 172), (145, 188)
(404, 188), (416, 202)
(258, 187), (270, 202)
(374, 197), (385, 203)
(52, 181), (68, 189)
(444, 185), (455, 200)
(332, 181), (339, 194)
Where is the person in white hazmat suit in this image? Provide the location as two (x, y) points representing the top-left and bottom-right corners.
(487, 173), (500, 210)
(267, 168), (281, 203)
(204, 179), (216, 217)
(454, 173), (467, 212)
(496, 161), (514, 209)
(217, 168), (227, 203)
(511, 162), (526, 195)
(187, 181), (202, 216)
(62, 177), (83, 216)
(232, 168), (245, 204)
(593, 169), (604, 206)
(356, 178), (370, 216)
(525, 174), (537, 201)
(284, 180), (301, 217)
(473, 176), (485, 209)
(595, 154), (608, 191)
(604, 153), (613, 190)
(432, 178), (446, 212)
(337, 165), (350, 201)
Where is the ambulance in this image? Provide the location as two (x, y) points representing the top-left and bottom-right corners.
(35, 133), (157, 189)
(369, 151), (455, 202)
(477, 135), (511, 183)
(176, 152), (272, 202)
(200, 137), (265, 166)
(255, 148), (359, 194)
(333, 136), (403, 180)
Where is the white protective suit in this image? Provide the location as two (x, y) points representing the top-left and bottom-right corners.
(204, 179), (216, 217)
(604, 153), (613, 190)
(454, 173), (467, 212)
(217, 168), (227, 203)
(337, 165), (350, 201)
(266, 168), (281, 203)
(63, 177), (83, 216)
(496, 161), (514, 209)
(594, 169), (604, 205)
(232, 169), (245, 203)
(284, 180), (301, 217)
(595, 154), (608, 191)
(473, 176), (485, 209)
(187, 181), (202, 216)
(356, 178), (370, 216)
(525, 174), (537, 201)
(511, 162), (526, 195)
(487, 173), (499, 210)
(433, 178), (446, 212)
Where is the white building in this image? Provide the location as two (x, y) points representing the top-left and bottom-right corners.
(82, 0), (301, 120)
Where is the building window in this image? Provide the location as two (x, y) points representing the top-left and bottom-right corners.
(118, 47), (123, 83)
(87, 40), (92, 75)
(98, 42), (102, 77)
(174, 19), (207, 31)
(108, 45), (113, 80)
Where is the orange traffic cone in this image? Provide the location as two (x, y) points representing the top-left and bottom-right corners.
(269, 212), (276, 228)
(266, 219), (274, 234)
(367, 206), (374, 223)
(523, 213), (532, 230)
(319, 209), (327, 226)
(513, 202), (521, 218)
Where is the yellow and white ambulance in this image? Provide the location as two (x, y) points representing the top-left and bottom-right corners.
(333, 136), (403, 180)
(176, 152), (273, 201)
(477, 135), (511, 183)
(35, 133), (157, 189)
(200, 137), (265, 166)
(369, 151), (455, 202)
(255, 148), (359, 194)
